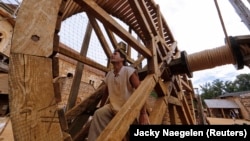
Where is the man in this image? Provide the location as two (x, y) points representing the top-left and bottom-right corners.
(87, 49), (150, 141)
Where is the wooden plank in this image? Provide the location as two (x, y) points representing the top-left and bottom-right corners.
(63, 132), (73, 141)
(66, 22), (93, 111)
(128, 0), (152, 40)
(185, 92), (196, 123)
(0, 7), (15, 27)
(53, 80), (62, 103)
(55, 46), (109, 72)
(75, 0), (152, 58)
(180, 79), (192, 92)
(73, 120), (91, 141)
(168, 96), (182, 106)
(111, 1), (128, 14)
(58, 108), (68, 131)
(156, 5), (164, 38)
(178, 76), (195, 124)
(162, 104), (170, 124)
(130, 56), (144, 69)
(52, 56), (60, 78)
(102, 0), (126, 14)
(62, 0), (84, 21)
(229, 0), (250, 31)
(87, 15), (112, 57)
(11, 0), (63, 57)
(138, 0), (158, 36)
(149, 97), (167, 124)
(68, 114), (90, 139)
(206, 117), (250, 125)
(65, 83), (106, 121)
(180, 94), (193, 123)
(154, 80), (172, 97)
(175, 103), (189, 124)
(9, 53), (63, 141)
(169, 105), (178, 124)
(97, 74), (156, 141)
(104, 28), (118, 51)
(55, 0), (67, 34)
(147, 38), (158, 75)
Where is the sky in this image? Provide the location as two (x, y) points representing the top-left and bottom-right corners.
(154, 0), (250, 89)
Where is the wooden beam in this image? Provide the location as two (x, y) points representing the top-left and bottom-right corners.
(147, 38), (158, 75)
(181, 92), (195, 124)
(229, 0), (250, 31)
(169, 105), (178, 124)
(154, 80), (172, 97)
(130, 56), (145, 69)
(11, 0), (62, 57)
(149, 97), (167, 124)
(9, 53), (63, 140)
(168, 96), (182, 106)
(156, 5), (164, 38)
(97, 74), (156, 141)
(66, 21), (93, 111)
(65, 83), (105, 121)
(128, 0), (152, 40)
(87, 15), (112, 58)
(58, 108), (68, 131)
(137, 0), (158, 36)
(180, 79), (193, 92)
(68, 114), (90, 139)
(74, 0), (152, 58)
(55, 46), (109, 72)
(73, 120), (91, 141)
(175, 102), (190, 124)
(0, 6), (15, 27)
(104, 27), (117, 51)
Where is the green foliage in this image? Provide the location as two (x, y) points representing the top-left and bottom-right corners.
(199, 73), (250, 101)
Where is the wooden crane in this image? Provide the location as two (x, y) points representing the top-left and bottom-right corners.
(8, 0), (250, 141)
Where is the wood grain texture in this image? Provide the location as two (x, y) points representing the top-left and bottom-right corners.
(11, 0), (62, 57)
(9, 54), (63, 141)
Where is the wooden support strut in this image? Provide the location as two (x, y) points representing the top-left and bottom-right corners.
(74, 0), (152, 58)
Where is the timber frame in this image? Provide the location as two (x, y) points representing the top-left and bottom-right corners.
(9, 0), (196, 141)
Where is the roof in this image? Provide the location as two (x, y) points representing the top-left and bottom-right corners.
(204, 99), (239, 109)
(219, 91), (250, 98)
(206, 117), (250, 125)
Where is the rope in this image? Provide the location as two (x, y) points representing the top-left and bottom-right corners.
(187, 45), (235, 72)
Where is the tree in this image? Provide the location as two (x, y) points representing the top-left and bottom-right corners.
(211, 79), (225, 95)
(200, 82), (215, 99)
(199, 73), (250, 101)
(224, 80), (237, 93)
(234, 73), (250, 91)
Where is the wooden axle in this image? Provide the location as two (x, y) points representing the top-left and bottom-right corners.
(169, 35), (250, 77)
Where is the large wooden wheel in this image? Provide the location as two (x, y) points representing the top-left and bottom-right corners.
(9, 0), (197, 140)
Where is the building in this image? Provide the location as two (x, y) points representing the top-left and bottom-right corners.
(204, 91), (250, 124)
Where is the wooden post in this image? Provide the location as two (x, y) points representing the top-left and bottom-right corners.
(9, 0), (64, 140)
